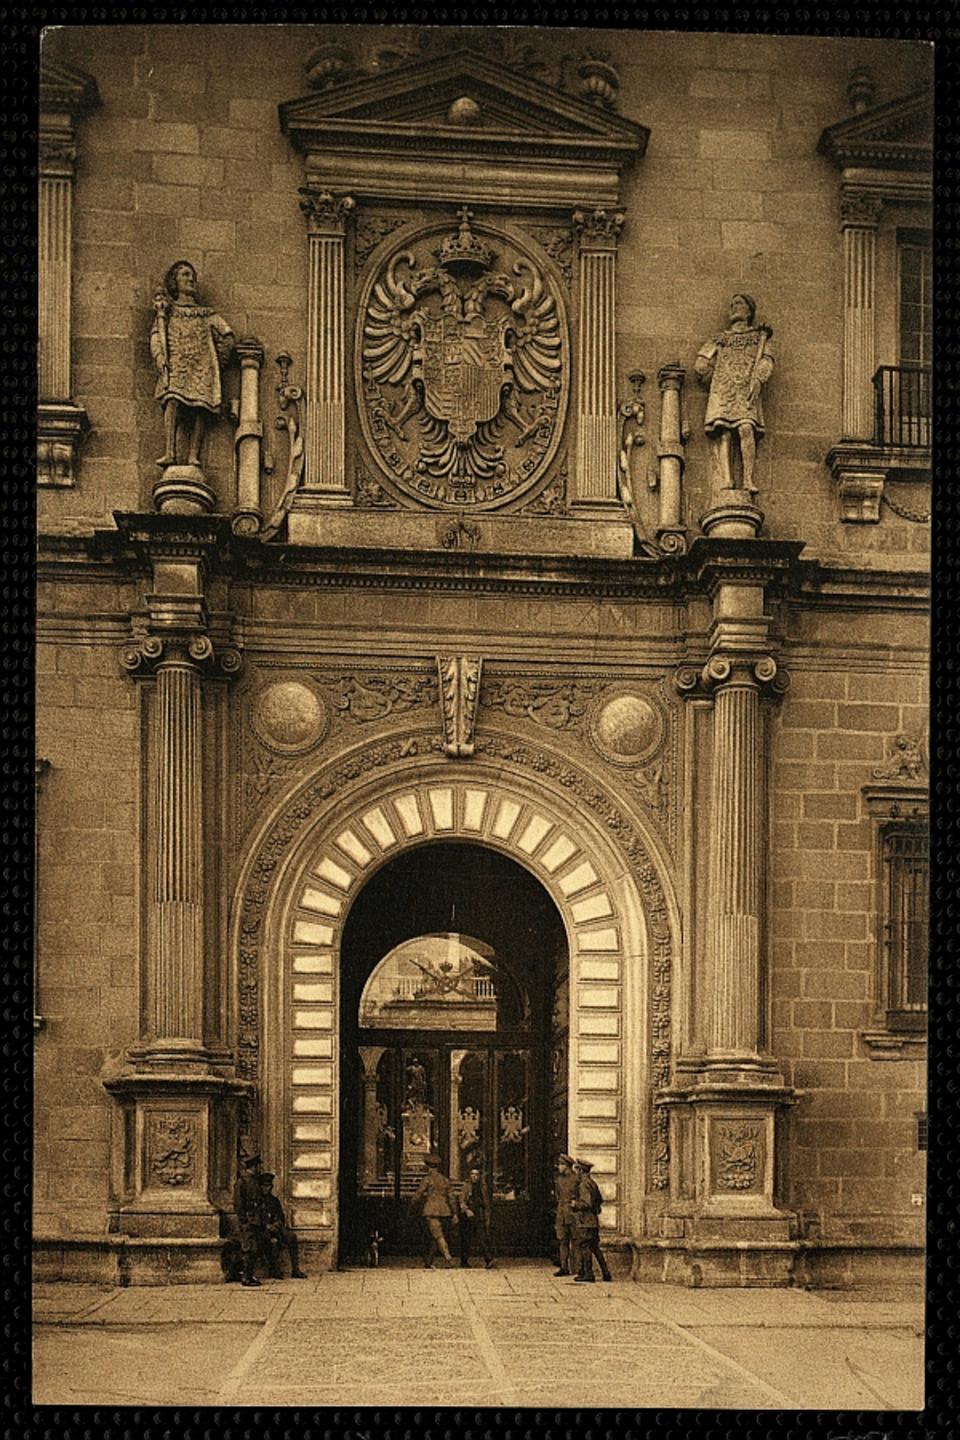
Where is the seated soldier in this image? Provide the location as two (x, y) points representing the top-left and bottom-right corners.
(257, 1171), (307, 1279)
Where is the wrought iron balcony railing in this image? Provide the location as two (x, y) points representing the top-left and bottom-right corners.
(873, 364), (931, 449)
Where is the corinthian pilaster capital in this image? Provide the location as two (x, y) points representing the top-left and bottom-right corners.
(572, 206), (625, 250)
(840, 189), (883, 229)
(120, 634), (242, 679)
(299, 187), (355, 235)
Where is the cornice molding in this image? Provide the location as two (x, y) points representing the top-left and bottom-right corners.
(817, 85), (932, 172)
(38, 519), (930, 609)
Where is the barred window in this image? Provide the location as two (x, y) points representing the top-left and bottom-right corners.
(882, 826), (928, 1026)
(898, 232), (932, 369)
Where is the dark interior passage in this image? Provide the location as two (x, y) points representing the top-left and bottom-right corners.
(338, 842), (568, 1262)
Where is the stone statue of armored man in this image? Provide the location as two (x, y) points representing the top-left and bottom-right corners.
(695, 293), (773, 498)
(151, 259), (234, 474)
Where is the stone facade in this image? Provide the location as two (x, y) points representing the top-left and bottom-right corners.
(35, 24), (930, 1286)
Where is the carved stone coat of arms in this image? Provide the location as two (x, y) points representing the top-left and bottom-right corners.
(358, 207), (568, 509)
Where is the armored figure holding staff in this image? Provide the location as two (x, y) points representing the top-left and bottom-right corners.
(695, 293), (773, 497)
(151, 259), (234, 469)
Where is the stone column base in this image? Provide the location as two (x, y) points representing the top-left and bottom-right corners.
(630, 1236), (798, 1288)
(700, 493), (764, 538)
(104, 1071), (250, 1241)
(153, 465), (216, 515)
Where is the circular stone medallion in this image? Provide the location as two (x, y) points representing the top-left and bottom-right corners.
(251, 679), (328, 755)
(591, 691), (665, 767)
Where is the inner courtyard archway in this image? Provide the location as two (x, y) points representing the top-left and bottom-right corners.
(338, 842), (568, 1260)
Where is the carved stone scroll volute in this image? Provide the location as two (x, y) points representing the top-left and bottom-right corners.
(437, 655), (483, 758)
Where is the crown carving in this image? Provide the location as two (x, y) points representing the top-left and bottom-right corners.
(436, 205), (494, 275)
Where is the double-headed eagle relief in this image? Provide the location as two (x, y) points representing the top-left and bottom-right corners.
(358, 207), (568, 509)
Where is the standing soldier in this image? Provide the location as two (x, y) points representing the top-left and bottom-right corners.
(571, 1158), (612, 1283)
(553, 1154), (578, 1277)
(695, 292), (774, 497)
(458, 1164), (494, 1269)
(150, 258), (234, 470)
(232, 1153), (266, 1288)
(410, 1153), (458, 1268)
(257, 1172), (308, 1279)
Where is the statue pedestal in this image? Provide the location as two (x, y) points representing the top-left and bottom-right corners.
(154, 465), (217, 516)
(103, 1070), (250, 1281)
(700, 492), (763, 539)
(634, 1076), (798, 1286)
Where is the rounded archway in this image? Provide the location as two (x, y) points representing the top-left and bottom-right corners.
(339, 841), (567, 1259)
(243, 752), (678, 1265)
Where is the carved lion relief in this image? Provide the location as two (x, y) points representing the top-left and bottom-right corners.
(357, 207), (569, 510)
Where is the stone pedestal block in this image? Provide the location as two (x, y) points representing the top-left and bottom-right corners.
(154, 465), (217, 515)
(105, 1072), (250, 1241)
(700, 493), (764, 538)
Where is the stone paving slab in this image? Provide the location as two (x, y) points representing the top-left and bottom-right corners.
(691, 1323), (925, 1410)
(33, 1323), (258, 1406)
(32, 1270), (926, 1409)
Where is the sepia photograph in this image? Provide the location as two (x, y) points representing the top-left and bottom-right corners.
(34, 19), (930, 1410)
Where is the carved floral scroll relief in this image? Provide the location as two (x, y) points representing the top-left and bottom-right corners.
(357, 208), (569, 510)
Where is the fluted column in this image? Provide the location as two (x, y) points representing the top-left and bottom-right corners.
(841, 190), (883, 441)
(39, 168), (73, 401)
(572, 208), (624, 505)
(703, 656), (768, 1061)
(300, 187), (354, 503)
(38, 62), (97, 487)
(121, 627), (241, 1068)
(152, 642), (205, 1050)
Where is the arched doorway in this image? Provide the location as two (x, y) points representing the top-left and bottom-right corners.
(338, 842), (568, 1261)
(247, 762), (676, 1268)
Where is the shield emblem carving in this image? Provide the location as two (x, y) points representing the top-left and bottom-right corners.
(422, 315), (508, 442)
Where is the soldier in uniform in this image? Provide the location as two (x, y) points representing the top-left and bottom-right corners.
(257, 1172), (308, 1279)
(232, 1153), (267, 1288)
(458, 1164), (494, 1269)
(553, 1154), (579, 1277)
(571, 1158), (612, 1283)
(410, 1152), (458, 1268)
(150, 258), (234, 469)
(695, 292), (774, 495)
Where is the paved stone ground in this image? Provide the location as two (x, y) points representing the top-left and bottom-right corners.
(33, 1264), (924, 1409)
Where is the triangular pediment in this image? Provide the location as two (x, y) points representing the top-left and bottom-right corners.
(817, 85), (932, 170)
(280, 47), (648, 158)
(40, 57), (100, 117)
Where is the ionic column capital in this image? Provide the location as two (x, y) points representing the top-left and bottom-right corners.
(673, 655), (788, 700)
(572, 206), (625, 250)
(299, 186), (356, 236)
(120, 634), (242, 680)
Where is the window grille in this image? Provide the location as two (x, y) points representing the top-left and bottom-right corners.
(882, 826), (928, 1025)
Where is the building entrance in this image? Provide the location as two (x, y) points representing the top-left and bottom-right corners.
(338, 843), (568, 1262)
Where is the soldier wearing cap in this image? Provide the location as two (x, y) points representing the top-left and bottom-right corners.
(410, 1153), (458, 1268)
(553, 1154), (579, 1277)
(258, 1171), (307, 1280)
(571, 1158), (612, 1283)
(232, 1153), (267, 1287)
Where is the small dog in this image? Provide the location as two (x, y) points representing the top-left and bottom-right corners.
(366, 1230), (384, 1268)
